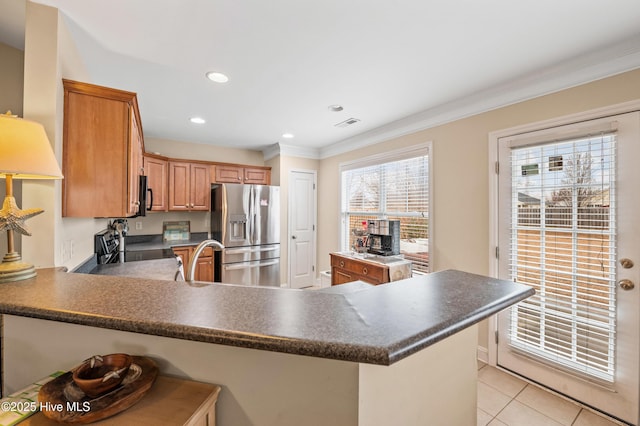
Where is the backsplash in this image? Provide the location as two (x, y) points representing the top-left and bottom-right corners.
(126, 211), (210, 236)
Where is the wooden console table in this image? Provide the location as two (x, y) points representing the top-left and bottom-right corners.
(330, 252), (412, 286)
(23, 376), (221, 426)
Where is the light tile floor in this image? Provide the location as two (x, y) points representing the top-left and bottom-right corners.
(477, 362), (627, 426)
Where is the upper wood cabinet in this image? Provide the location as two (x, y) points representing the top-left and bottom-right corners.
(213, 165), (271, 185)
(62, 79), (145, 218)
(168, 161), (211, 211)
(143, 154), (168, 212)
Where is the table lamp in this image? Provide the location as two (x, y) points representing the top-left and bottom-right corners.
(0, 112), (63, 283)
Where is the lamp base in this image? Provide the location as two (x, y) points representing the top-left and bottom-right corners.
(0, 252), (37, 283)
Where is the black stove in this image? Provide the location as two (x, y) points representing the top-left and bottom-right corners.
(94, 229), (120, 264)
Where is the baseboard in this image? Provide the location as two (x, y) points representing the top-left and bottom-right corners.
(477, 345), (489, 364)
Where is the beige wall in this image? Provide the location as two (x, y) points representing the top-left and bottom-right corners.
(22, 2), (106, 270)
(0, 42), (25, 261)
(317, 67), (640, 350)
(0, 42), (24, 117)
(146, 137), (265, 165)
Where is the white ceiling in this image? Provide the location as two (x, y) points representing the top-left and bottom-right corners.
(2, 0), (640, 158)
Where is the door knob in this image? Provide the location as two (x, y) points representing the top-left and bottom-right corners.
(620, 258), (634, 269)
(291, 235), (297, 239)
(619, 279), (635, 291)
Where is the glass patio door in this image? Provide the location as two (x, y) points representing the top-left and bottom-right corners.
(496, 112), (640, 425)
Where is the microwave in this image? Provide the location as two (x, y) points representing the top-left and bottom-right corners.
(135, 175), (149, 217)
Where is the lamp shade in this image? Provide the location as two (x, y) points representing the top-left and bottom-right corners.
(0, 114), (63, 179)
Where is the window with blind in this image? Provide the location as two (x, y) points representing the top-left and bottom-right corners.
(340, 144), (430, 274)
(508, 132), (616, 382)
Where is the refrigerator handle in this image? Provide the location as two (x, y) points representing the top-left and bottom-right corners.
(248, 185), (254, 245)
(224, 260), (279, 270)
(225, 246), (279, 255)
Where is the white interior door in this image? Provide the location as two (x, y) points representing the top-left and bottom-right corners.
(288, 170), (317, 289)
(496, 112), (640, 425)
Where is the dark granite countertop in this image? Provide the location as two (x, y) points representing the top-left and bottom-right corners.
(92, 258), (181, 281)
(0, 268), (533, 365)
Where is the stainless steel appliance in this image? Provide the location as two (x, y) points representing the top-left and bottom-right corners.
(94, 229), (120, 264)
(94, 225), (174, 264)
(211, 184), (280, 286)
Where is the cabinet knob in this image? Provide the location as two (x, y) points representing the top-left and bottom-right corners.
(339, 260), (345, 268)
(362, 267), (368, 275)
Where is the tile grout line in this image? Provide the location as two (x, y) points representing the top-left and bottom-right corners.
(478, 365), (626, 426)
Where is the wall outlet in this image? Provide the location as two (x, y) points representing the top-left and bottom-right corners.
(135, 221), (143, 230)
(61, 242), (67, 262)
(61, 240), (71, 262)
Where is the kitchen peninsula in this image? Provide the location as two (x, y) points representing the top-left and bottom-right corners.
(0, 269), (532, 425)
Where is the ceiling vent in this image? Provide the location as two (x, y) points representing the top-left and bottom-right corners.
(334, 118), (361, 128)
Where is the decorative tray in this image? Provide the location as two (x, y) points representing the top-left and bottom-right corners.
(37, 356), (158, 424)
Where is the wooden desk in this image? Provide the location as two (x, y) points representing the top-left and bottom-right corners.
(23, 376), (221, 426)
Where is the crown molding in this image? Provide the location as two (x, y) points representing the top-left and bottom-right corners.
(262, 143), (321, 161)
(319, 35), (640, 160)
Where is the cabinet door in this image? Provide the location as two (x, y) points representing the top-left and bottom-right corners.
(62, 79), (144, 218)
(144, 156), (168, 211)
(195, 256), (214, 282)
(62, 90), (129, 217)
(190, 163), (211, 211)
(173, 247), (190, 270)
(243, 168), (271, 185)
(168, 161), (191, 211)
(332, 268), (355, 285)
(214, 165), (243, 183)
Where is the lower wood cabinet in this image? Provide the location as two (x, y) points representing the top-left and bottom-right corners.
(330, 253), (387, 285)
(173, 246), (214, 282)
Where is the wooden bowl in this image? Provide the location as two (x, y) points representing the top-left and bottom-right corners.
(72, 353), (133, 398)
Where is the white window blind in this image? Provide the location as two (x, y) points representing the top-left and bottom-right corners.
(340, 146), (430, 273)
(508, 132), (617, 382)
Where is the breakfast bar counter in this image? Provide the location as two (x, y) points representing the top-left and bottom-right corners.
(0, 268), (532, 425)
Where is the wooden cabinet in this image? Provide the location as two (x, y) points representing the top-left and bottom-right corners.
(143, 154), (168, 211)
(62, 79), (145, 217)
(173, 245), (214, 282)
(169, 161), (211, 211)
(213, 165), (271, 185)
(330, 253), (387, 285)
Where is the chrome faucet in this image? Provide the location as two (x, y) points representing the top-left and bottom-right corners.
(185, 239), (225, 282)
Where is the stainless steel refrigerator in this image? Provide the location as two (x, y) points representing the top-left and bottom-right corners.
(211, 184), (280, 286)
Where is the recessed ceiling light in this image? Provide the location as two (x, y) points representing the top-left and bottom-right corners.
(328, 104), (344, 112)
(190, 117), (206, 124)
(205, 71), (229, 83)
(282, 133), (294, 139)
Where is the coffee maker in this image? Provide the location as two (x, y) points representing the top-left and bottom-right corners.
(367, 219), (400, 256)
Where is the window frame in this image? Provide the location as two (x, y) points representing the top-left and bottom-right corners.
(338, 142), (432, 274)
